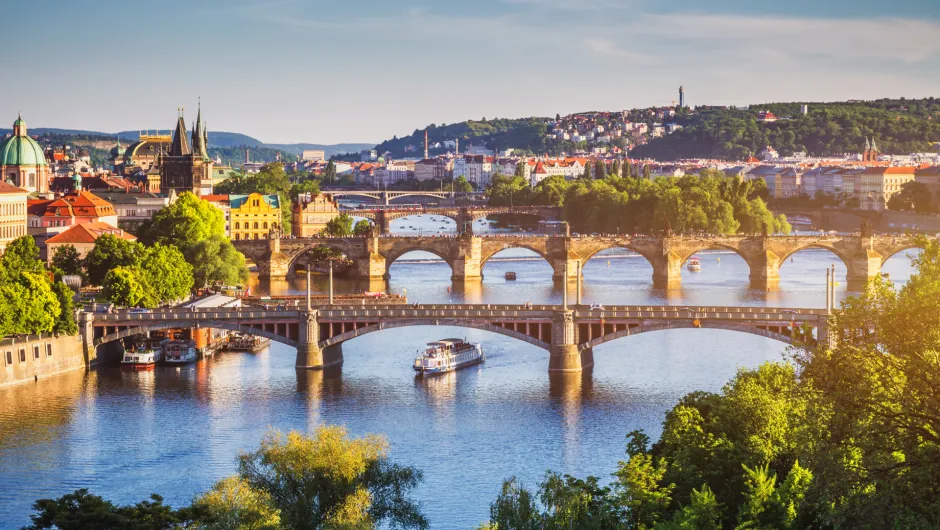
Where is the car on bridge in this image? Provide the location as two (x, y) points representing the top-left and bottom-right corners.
(128, 308), (152, 314)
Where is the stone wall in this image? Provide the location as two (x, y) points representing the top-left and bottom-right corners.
(0, 334), (86, 388)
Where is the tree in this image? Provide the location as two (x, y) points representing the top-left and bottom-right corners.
(594, 160), (607, 180)
(24, 489), (196, 530)
(15, 272), (60, 335)
(353, 219), (373, 237)
(1, 235), (44, 279)
(453, 176), (474, 192)
(236, 427), (428, 530)
(324, 161), (337, 183)
(322, 212), (354, 237)
(83, 234), (142, 286)
(290, 179), (321, 200)
(138, 244), (194, 306)
(887, 181), (934, 213)
(103, 267), (145, 307)
(51, 244), (83, 278)
(487, 478), (542, 530)
(185, 236), (250, 288)
(142, 192), (226, 249)
(193, 476), (280, 530)
(52, 281), (78, 335)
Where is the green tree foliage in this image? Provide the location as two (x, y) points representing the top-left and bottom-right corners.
(487, 169), (790, 234)
(50, 244), (83, 279)
(633, 99), (940, 160)
(103, 267), (145, 307)
(324, 161), (337, 183)
(24, 488), (198, 530)
(887, 181), (935, 213)
(142, 192), (226, 249)
(137, 244), (194, 306)
(52, 281), (79, 336)
(353, 219), (373, 237)
(0, 236), (74, 337)
(235, 427), (428, 530)
(453, 175), (474, 192)
(185, 236), (250, 288)
(193, 476), (281, 530)
(82, 234), (142, 286)
(322, 212), (354, 237)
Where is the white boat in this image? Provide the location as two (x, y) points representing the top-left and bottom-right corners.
(687, 256), (702, 272)
(414, 338), (484, 374)
(121, 346), (163, 370)
(164, 340), (198, 364)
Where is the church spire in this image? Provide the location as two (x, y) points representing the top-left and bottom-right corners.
(192, 99), (208, 159)
(169, 107), (191, 157)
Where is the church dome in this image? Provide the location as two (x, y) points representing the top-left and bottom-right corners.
(0, 116), (47, 167)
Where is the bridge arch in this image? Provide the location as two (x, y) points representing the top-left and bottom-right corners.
(319, 319), (551, 351)
(286, 242), (359, 276)
(879, 243), (924, 267)
(578, 321), (799, 352)
(93, 321), (298, 348)
(480, 242), (552, 268)
(777, 243), (853, 270)
(383, 247), (456, 277)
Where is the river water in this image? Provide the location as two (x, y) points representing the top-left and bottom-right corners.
(0, 216), (920, 529)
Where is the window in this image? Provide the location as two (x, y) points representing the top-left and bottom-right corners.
(253, 222), (259, 229)
(33, 345), (40, 360)
(19, 349), (26, 363)
(46, 344), (53, 357)
(28, 173), (36, 187)
(263, 222), (268, 229)
(234, 222), (240, 230)
(5, 351), (10, 365)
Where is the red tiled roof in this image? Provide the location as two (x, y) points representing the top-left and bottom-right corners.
(0, 181), (28, 194)
(46, 222), (136, 245)
(201, 194), (230, 203)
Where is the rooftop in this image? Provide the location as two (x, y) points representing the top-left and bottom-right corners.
(46, 222), (136, 245)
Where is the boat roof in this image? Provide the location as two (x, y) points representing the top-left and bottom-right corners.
(427, 338), (465, 346)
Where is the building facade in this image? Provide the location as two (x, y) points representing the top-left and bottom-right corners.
(0, 181), (28, 253)
(161, 107), (213, 196)
(291, 193), (340, 237)
(229, 193), (281, 240)
(45, 222), (137, 262)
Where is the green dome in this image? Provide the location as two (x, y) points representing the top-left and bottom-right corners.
(13, 118), (25, 127)
(0, 134), (47, 167)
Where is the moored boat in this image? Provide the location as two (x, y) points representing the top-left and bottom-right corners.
(226, 333), (271, 353)
(164, 340), (198, 364)
(414, 338), (485, 374)
(687, 256), (702, 272)
(121, 346), (162, 370)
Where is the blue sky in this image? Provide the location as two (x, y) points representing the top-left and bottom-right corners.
(3, 0), (939, 144)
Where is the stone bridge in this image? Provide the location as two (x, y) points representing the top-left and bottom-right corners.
(323, 189), (485, 205)
(84, 304), (830, 374)
(233, 234), (922, 289)
(349, 206), (562, 234)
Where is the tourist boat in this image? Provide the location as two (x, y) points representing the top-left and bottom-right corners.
(226, 333), (271, 353)
(505, 272), (517, 280)
(414, 339), (485, 374)
(687, 257), (702, 272)
(121, 344), (163, 370)
(164, 340), (198, 364)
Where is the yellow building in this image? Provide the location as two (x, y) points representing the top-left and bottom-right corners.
(291, 192), (340, 237)
(230, 193), (281, 240)
(0, 181), (28, 253)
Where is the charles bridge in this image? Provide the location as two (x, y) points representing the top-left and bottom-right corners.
(233, 233), (921, 289)
(323, 189), (485, 205)
(349, 205), (562, 234)
(82, 304), (831, 374)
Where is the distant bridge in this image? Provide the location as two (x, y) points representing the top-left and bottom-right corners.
(233, 233), (922, 289)
(347, 206), (562, 234)
(323, 189), (485, 205)
(83, 304), (830, 373)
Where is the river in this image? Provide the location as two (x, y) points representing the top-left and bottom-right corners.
(0, 216), (919, 529)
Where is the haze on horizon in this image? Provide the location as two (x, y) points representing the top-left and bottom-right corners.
(3, 0), (938, 145)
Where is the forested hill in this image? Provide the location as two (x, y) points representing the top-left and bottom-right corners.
(632, 98), (940, 160)
(372, 98), (940, 160)
(374, 118), (554, 158)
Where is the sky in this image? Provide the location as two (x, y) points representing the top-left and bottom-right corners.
(3, 0), (939, 145)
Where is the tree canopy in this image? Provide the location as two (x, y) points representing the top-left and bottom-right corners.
(0, 236), (75, 337)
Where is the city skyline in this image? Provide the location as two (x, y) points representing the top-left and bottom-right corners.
(3, 0), (938, 144)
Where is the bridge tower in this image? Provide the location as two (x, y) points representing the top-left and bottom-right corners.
(296, 310), (343, 369)
(548, 310), (594, 373)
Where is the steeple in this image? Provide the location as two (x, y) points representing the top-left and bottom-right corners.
(870, 136), (878, 153)
(864, 137), (871, 151)
(169, 107), (191, 157)
(191, 99), (209, 159)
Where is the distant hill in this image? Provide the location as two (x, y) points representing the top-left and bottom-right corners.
(0, 126), (373, 163)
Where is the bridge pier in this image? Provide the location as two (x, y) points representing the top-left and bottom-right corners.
(846, 250), (883, 286)
(748, 250), (782, 291)
(452, 236), (483, 281)
(296, 311), (344, 370)
(551, 258), (583, 282)
(78, 312), (98, 367)
(549, 310), (594, 373)
(651, 252), (683, 290)
(373, 211), (392, 235)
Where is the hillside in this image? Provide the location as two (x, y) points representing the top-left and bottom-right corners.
(632, 98), (940, 160)
(370, 98), (940, 160)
